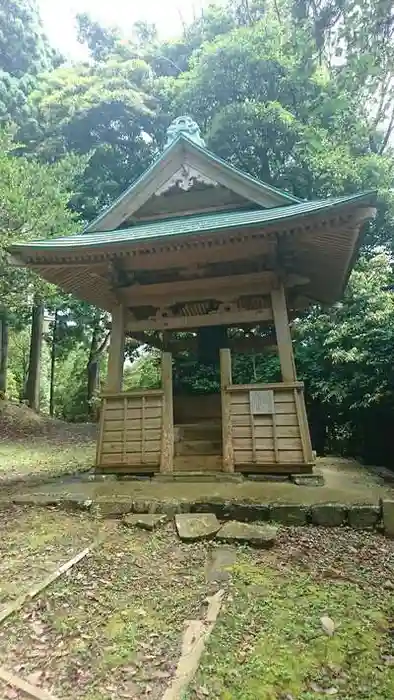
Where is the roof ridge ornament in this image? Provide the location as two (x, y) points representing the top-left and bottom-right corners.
(165, 116), (206, 149)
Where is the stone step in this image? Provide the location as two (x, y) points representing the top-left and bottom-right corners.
(154, 471), (243, 482)
(173, 455), (223, 471)
(175, 440), (222, 456)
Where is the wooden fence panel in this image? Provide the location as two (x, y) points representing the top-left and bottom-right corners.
(97, 391), (164, 469)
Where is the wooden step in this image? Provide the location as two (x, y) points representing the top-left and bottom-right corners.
(175, 440), (222, 456)
(173, 455), (223, 471)
(175, 422), (222, 442)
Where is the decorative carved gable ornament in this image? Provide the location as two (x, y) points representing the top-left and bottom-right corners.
(155, 164), (218, 196)
(164, 115), (206, 148)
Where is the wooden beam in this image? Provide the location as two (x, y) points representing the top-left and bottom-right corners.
(220, 348), (234, 473)
(271, 285), (296, 382)
(106, 305), (125, 392)
(0, 543), (98, 626)
(125, 330), (164, 350)
(125, 306), (272, 332)
(0, 667), (60, 700)
(160, 352), (174, 473)
(118, 272), (309, 307)
(161, 589), (224, 700)
(119, 272), (273, 305)
(160, 333), (276, 355)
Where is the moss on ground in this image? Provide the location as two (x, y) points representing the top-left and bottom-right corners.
(188, 557), (394, 700)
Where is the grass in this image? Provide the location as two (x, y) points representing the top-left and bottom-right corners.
(0, 441), (95, 483)
(188, 557), (394, 700)
(0, 400), (96, 490)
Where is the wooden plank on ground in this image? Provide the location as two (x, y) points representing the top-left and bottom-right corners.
(0, 542), (99, 626)
(161, 589), (224, 700)
(0, 668), (60, 700)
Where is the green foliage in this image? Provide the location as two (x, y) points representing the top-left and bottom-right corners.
(22, 44), (159, 220)
(0, 0), (55, 77)
(0, 128), (86, 313)
(123, 352), (161, 390)
(53, 344), (90, 422)
(294, 254), (394, 463)
(0, 0), (59, 125)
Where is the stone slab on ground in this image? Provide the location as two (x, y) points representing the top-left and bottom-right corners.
(291, 473), (325, 487)
(122, 514), (167, 531)
(311, 503), (347, 527)
(216, 521), (278, 548)
(382, 500), (394, 538)
(175, 513), (221, 541)
(347, 505), (381, 530)
(205, 546), (237, 583)
(93, 500), (133, 518)
(270, 503), (309, 525)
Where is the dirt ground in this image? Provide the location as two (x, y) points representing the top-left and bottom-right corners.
(0, 506), (393, 699)
(0, 508), (213, 699)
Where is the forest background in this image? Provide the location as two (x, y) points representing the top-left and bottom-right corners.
(2, 0), (394, 466)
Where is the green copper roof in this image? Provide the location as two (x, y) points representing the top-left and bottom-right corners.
(10, 192), (376, 255)
(84, 133), (302, 233)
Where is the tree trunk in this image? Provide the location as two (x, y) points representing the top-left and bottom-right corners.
(87, 326), (110, 421)
(87, 327), (99, 415)
(49, 309), (58, 417)
(25, 303), (44, 412)
(0, 311), (9, 395)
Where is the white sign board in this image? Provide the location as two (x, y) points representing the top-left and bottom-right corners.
(249, 389), (274, 415)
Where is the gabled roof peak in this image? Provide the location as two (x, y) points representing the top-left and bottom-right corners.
(165, 116), (206, 149)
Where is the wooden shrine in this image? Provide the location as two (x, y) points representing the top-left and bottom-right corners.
(9, 116), (377, 475)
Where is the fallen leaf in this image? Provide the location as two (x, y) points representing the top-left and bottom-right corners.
(153, 670), (171, 680)
(31, 621), (45, 636)
(321, 616), (335, 636)
(26, 671), (43, 685)
(382, 655), (394, 665)
(325, 688), (338, 696)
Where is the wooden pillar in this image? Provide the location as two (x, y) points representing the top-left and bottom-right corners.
(160, 351), (174, 473)
(106, 305), (125, 392)
(220, 348), (234, 472)
(271, 285), (296, 382)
